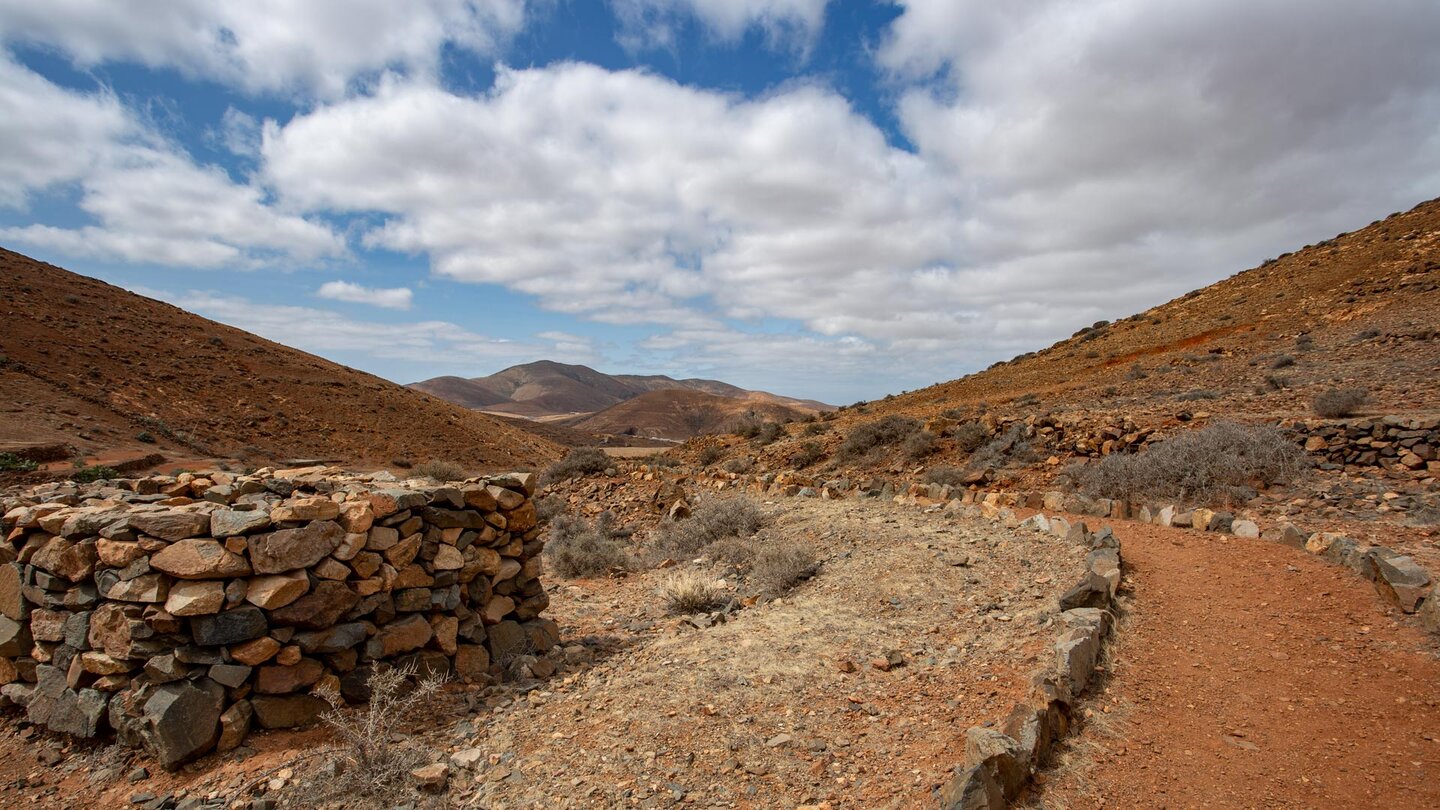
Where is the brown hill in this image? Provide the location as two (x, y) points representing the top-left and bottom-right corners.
(689, 197), (1440, 476)
(0, 248), (563, 474)
(410, 360), (831, 421)
(567, 389), (812, 441)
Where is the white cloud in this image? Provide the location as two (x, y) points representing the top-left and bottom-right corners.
(0, 55), (343, 268)
(610, 0), (831, 53)
(317, 280), (414, 310)
(0, 0), (528, 98)
(211, 107), (261, 158)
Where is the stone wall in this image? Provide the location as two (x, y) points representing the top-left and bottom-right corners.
(0, 466), (555, 768)
(1284, 416), (1440, 473)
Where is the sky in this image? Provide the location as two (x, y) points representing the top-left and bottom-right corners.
(3, 1), (1439, 405)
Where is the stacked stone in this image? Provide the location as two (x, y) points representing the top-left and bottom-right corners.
(0, 467), (555, 768)
(1287, 416), (1440, 473)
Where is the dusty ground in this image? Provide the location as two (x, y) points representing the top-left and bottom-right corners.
(0, 496), (1086, 809)
(1023, 512), (1440, 809)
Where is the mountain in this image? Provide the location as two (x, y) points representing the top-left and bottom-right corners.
(565, 389), (815, 441)
(410, 360), (832, 427)
(0, 249), (563, 474)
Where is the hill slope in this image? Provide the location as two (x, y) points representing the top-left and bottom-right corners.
(566, 389), (814, 441)
(0, 249), (563, 472)
(411, 360), (832, 425)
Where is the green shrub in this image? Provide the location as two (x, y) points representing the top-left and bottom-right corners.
(0, 453), (38, 472)
(135, 431), (157, 444)
(71, 465), (119, 483)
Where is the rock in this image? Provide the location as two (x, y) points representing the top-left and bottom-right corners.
(1018, 514), (1049, 532)
(336, 502), (375, 534)
(31, 537), (99, 582)
(410, 762), (448, 791)
(47, 687), (111, 738)
(1231, 519), (1260, 538)
(245, 571), (311, 610)
(250, 694), (327, 729)
(1058, 572), (1111, 610)
(454, 644), (491, 682)
(142, 681), (224, 769)
(248, 521), (345, 574)
(210, 509), (272, 538)
(432, 545), (465, 571)
(127, 512), (211, 542)
(105, 573), (169, 603)
(271, 497), (341, 523)
(165, 580), (227, 616)
(190, 606), (268, 646)
(964, 727), (1028, 800)
(144, 654), (188, 684)
(365, 614), (432, 658)
(270, 581), (358, 629)
(151, 539), (251, 579)
(0, 564), (23, 620)
(1373, 556), (1431, 613)
(88, 603), (143, 657)
(229, 637), (282, 666)
(208, 663), (252, 688)
(216, 700), (252, 753)
(256, 659), (325, 694)
(939, 763), (1004, 810)
(1054, 626), (1101, 695)
(293, 622), (368, 655)
(1418, 587), (1440, 634)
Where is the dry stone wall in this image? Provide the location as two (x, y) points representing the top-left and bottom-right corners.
(1284, 416), (1440, 473)
(0, 466), (555, 768)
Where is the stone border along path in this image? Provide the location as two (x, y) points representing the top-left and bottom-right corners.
(935, 513), (1125, 810)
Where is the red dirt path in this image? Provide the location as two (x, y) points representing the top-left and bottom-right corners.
(1031, 516), (1440, 809)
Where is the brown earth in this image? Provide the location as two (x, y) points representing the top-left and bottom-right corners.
(566, 388), (815, 442)
(1021, 509), (1440, 809)
(410, 359), (832, 433)
(0, 248), (563, 476)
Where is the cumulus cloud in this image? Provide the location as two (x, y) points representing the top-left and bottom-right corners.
(317, 280), (415, 310)
(610, 0), (831, 53)
(0, 56), (343, 268)
(0, 0), (528, 98)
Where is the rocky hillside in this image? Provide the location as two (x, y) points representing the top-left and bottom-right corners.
(411, 360), (831, 422)
(0, 249), (563, 473)
(565, 389), (814, 441)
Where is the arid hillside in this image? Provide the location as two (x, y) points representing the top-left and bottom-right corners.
(565, 388), (813, 441)
(0, 249), (563, 474)
(411, 359), (832, 423)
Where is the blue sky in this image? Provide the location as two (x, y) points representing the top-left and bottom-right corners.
(3, 1), (1439, 404)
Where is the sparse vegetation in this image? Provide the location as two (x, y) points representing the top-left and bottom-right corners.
(697, 445), (723, 466)
(721, 457), (753, 475)
(411, 459), (468, 482)
(1269, 354), (1296, 369)
(1074, 421), (1306, 505)
(135, 431), (156, 444)
(1295, 334), (1314, 350)
(646, 452), (680, 468)
(284, 662), (448, 807)
(70, 465), (119, 483)
(659, 570), (732, 614)
(546, 511), (631, 577)
(541, 447), (610, 483)
(922, 466), (968, 487)
(1312, 387), (1367, 418)
(836, 415), (922, 461)
(1125, 363), (1147, 381)
(968, 424), (1036, 471)
(790, 441), (826, 467)
(1014, 393), (1039, 406)
(534, 493), (566, 522)
(750, 541), (818, 597)
(753, 421), (784, 445)
(952, 421), (989, 452)
(652, 496), (765, 558)
(901, 429), (938, 460)
(1176, 390), (1220, 401)
(0, 453), (38, 473)
(802, 421), (830, 436)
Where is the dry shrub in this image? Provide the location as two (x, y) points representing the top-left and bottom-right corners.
(922, 466), (967, 487)
(967, 424), (1036, 471)
(542, 447), (610, 483)
(534, 493), (566, 522)
(698, 445), (723, 466)
(1075, 421), (1306, 505)
(1312, 387), (1367, 418)
(837, 415), (922, 460)
(790, 440), (826, 467)
(951, 421), (989, 453)
(274, 663), (447, 807)
(546, 511), (631, 577)
(652, 496), (765, 558)
(1176, 389), (1219, 401)
(750, 541), (818, 597)
(660, 570), (731, 614)
(802, 421), (830, 436)
(902, 430), (938, 460)
(753, 421), (784, 445)
(411, 459), (468, 481)
(721, 457), (753, 475)
(1270, 354), (1296, 369)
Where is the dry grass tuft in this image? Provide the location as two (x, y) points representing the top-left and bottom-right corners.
(750, 541), (818, 596)
(660, 570), (732, 614)
(411, 459), (468, 482)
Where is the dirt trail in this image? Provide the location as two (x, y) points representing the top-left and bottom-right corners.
(1030, 516), (1440, 809)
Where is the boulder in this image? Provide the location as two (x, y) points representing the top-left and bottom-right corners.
(1373, 556), (1431, 613)
(245, 571), (311, 610)
(142, 680), (224, 769)
(248, 521), (345, 574)
(209, 509), (272, 538)
(126, 511), (212, 542)
(365, 614), (432, 658)
(270, 497), (341, 523)
(1058, 572), (1111, 611)
(151, 539), (251, 579)
(269, 581), (358, 629)
(105, 573), (168, 603)
(1231, 519), (1260, 538)
(164, 580), (227, 616)
(1055, 626), (1101, 695)
(963, 727), (1029, 800)
(938, 763), (1004, 810)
